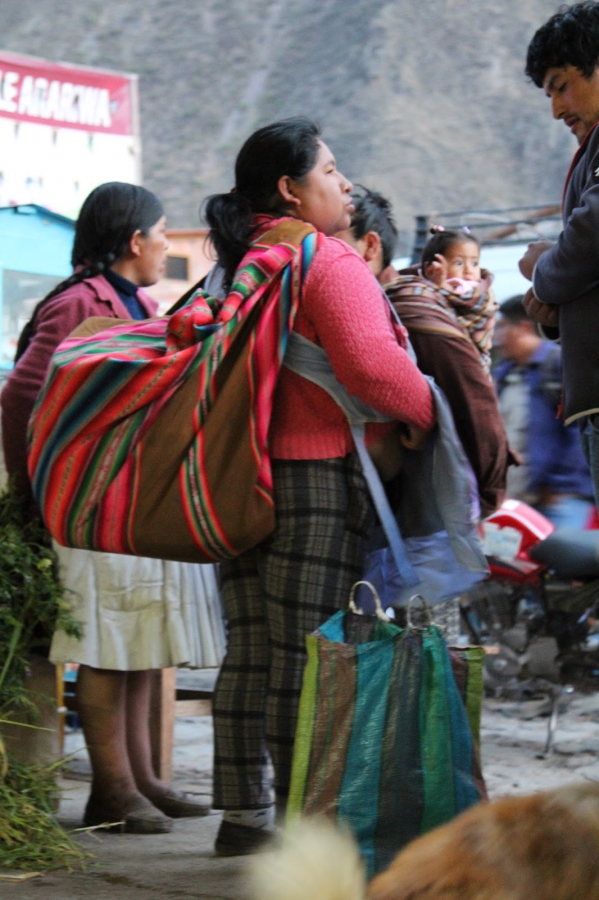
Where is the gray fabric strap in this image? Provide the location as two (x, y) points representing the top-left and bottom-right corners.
(283, 331), (394, 426)
(350, 422), (419, 587)
(283, 332), (419, 587)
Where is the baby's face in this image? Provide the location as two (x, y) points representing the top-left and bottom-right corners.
(443, 240), (481, 282)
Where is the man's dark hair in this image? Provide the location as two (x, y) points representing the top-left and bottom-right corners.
(349, 186), (398, 269)
(498, 295), (529, 324)
(526, 2), (599, 87)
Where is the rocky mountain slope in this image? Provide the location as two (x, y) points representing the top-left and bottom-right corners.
(0, 0), (574, 252)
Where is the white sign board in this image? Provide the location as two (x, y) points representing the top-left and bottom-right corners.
(0, 51), (141, 218)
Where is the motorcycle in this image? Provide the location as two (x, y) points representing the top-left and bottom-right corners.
(461, 499), (599, 694)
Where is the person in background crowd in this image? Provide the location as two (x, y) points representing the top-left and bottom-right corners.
(1, 182), (214, 834)
(337, 188), (511, 521)
(494, 295), (594, 528)
(421, 229), (483, 297)
(204, 117), (435, 856)
(416, 228), (497, 375)
(338, 189), (511, 644)
(520, 2), (599, 512)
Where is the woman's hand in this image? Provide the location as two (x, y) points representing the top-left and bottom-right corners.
(399, 424), (430, 451)
(508, 447), (524, 467)
(518, 240), (554, 281)
(522, 286), (559, 328)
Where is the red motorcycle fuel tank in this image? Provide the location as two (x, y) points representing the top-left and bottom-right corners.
(480, 499), (556, 583)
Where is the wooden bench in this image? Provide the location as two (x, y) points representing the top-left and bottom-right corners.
(149, 668), (213, 780)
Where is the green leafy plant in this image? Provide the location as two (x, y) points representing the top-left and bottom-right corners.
(0, 484), (87, 871)
(0, 485), (81, 720)
(0, 755), (89, 872)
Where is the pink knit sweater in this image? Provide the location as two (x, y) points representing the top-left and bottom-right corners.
(269, 231), (435, 459)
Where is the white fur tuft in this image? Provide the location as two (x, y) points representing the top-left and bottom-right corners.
(249, 817), (366, 900)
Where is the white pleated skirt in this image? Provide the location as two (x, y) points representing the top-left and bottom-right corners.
(49, 544), (225, 671)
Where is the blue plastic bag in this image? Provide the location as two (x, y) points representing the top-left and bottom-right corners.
(362, 530), (486, 609)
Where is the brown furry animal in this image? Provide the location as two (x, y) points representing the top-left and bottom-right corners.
(250, 783), (599, 900)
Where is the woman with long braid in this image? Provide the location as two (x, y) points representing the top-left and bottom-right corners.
(1, 182), (214, 833)
(203, 118), (435, 856)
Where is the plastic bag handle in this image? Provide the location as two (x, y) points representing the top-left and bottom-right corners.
(348, 581), (391, 622)
(406, 593), (433, 629)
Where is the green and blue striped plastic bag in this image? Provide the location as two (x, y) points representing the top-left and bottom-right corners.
(287, 605), (486, 878)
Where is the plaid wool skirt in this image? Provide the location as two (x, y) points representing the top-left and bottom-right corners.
(212, 454), (375, 809)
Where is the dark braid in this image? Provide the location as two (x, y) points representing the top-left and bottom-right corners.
(15, 183), (163, 362)
(15, 261), (111, 361)
(203, 116), (321, 291)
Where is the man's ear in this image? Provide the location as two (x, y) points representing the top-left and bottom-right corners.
(127, 229), (144, 259)
(277, 175), (301, 207)
(363, 230), (382, 264)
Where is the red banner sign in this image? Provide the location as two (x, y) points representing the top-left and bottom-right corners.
(0, 52), (135, 136)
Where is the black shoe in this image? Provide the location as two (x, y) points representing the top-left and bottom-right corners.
(214, 819), (275, 856)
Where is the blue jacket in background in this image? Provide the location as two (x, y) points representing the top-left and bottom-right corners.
(494, 342), (593, 499)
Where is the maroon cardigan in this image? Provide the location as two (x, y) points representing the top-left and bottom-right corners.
(1, 273), (157, 495)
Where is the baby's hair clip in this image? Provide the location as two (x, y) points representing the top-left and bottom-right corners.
(429, 224), (445, 234)
(461, 225), (472, 235)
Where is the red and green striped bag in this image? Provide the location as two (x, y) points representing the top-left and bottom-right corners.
(287, 591), (486, 878)
(28, 220), (322, 563)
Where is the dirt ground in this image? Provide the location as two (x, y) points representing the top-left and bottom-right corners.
(481, 689), (599, 793)
(3, 683), (599, 900)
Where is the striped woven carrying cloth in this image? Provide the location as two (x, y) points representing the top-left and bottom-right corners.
(28, 220), (322, 563)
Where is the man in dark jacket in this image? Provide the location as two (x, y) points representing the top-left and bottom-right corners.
(519, 2), (599, 509)
(494, 296), (593, 528)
